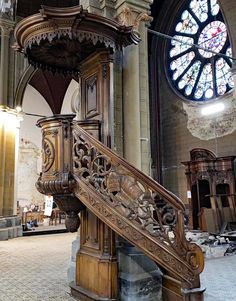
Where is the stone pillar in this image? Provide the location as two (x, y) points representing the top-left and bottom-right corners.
(116, 1), (152, 173)
(117, 239), (162, 301)
(0, 21), (13, 105)
(0, 112), (15, 216)
(114, 3), (162, 301)
(139, 20), (151, 174)
(123, 43), (142, 169)
(0, 16), (22, 240)
(0, 106), (22, 240)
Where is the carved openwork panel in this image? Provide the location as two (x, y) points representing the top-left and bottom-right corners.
(72, 124), (204, 286)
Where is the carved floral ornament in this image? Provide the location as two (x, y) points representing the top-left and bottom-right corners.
(14, 5), (140, 75)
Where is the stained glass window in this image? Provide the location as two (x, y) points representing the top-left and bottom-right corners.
(168, 0), (234, 101)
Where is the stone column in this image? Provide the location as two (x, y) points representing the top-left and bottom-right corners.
(139, 20), (151, 174)
(0, 22), (13, 105)
(0, 109), (17, 216)
(116, 1), (152, 172)
(0, 107), (22, 240)
(0, 19), (22, 240)
(123, 43), (142, 169)
(114, 3), (162, 301)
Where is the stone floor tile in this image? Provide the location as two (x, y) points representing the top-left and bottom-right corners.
(0, 233), (236, 301)
(0, 233), (76, 301)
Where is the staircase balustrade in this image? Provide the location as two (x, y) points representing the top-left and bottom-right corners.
(72, 123), (204, 290)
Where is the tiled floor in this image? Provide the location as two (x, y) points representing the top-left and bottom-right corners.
(201, 255), (236, 301)
(0, 233), (76, 301)
(0, 233), (236, 301)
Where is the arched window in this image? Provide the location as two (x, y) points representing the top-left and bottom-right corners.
(168, 0), (234, 101)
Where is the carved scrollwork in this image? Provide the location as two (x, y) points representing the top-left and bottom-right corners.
(42, 137), (55, 172)
(73, 129), (177, 245)
(36, 172), (76, 195)
(72, 124), (204, 286)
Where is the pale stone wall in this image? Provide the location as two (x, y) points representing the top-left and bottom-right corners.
(17, 84), (52, 209)
(17, 139), (44, 209)
(60, 79), (79, 115)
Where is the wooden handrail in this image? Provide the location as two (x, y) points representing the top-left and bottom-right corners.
(72, 123), (204, 290)
(73, 123), (185, 211)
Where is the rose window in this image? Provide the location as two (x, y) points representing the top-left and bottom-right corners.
(168, 0), (234, 101)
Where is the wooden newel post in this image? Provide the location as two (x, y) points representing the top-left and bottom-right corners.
(36, 114), (84, 232)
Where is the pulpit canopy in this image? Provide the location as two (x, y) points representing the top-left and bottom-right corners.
(14, 5), (140, 75)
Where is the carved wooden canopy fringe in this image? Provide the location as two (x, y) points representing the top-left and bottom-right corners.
(14, 5), (140, 75)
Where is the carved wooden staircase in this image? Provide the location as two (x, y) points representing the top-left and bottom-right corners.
(36, 116), (204, 301)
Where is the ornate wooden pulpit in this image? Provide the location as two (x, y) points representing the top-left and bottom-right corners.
(14, 5), (205, 301)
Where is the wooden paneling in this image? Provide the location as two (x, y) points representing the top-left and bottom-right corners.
(85, 76), (99, 118)
(74, 51), (118, 300)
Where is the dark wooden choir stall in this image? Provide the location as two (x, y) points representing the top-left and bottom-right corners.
(182, 148), (236, 233)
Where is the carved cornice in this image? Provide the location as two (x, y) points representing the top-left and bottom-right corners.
(14, 5), (140, 75)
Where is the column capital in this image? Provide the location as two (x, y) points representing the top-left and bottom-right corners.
(115, 1), (153, 32)
(0, 19), (14, 36)
(117, 6), (152, 32)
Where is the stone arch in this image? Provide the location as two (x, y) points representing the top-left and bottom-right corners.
(14, 65), (37, 108)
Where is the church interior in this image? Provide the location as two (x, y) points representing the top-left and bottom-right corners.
(0, 0), (236, 300)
